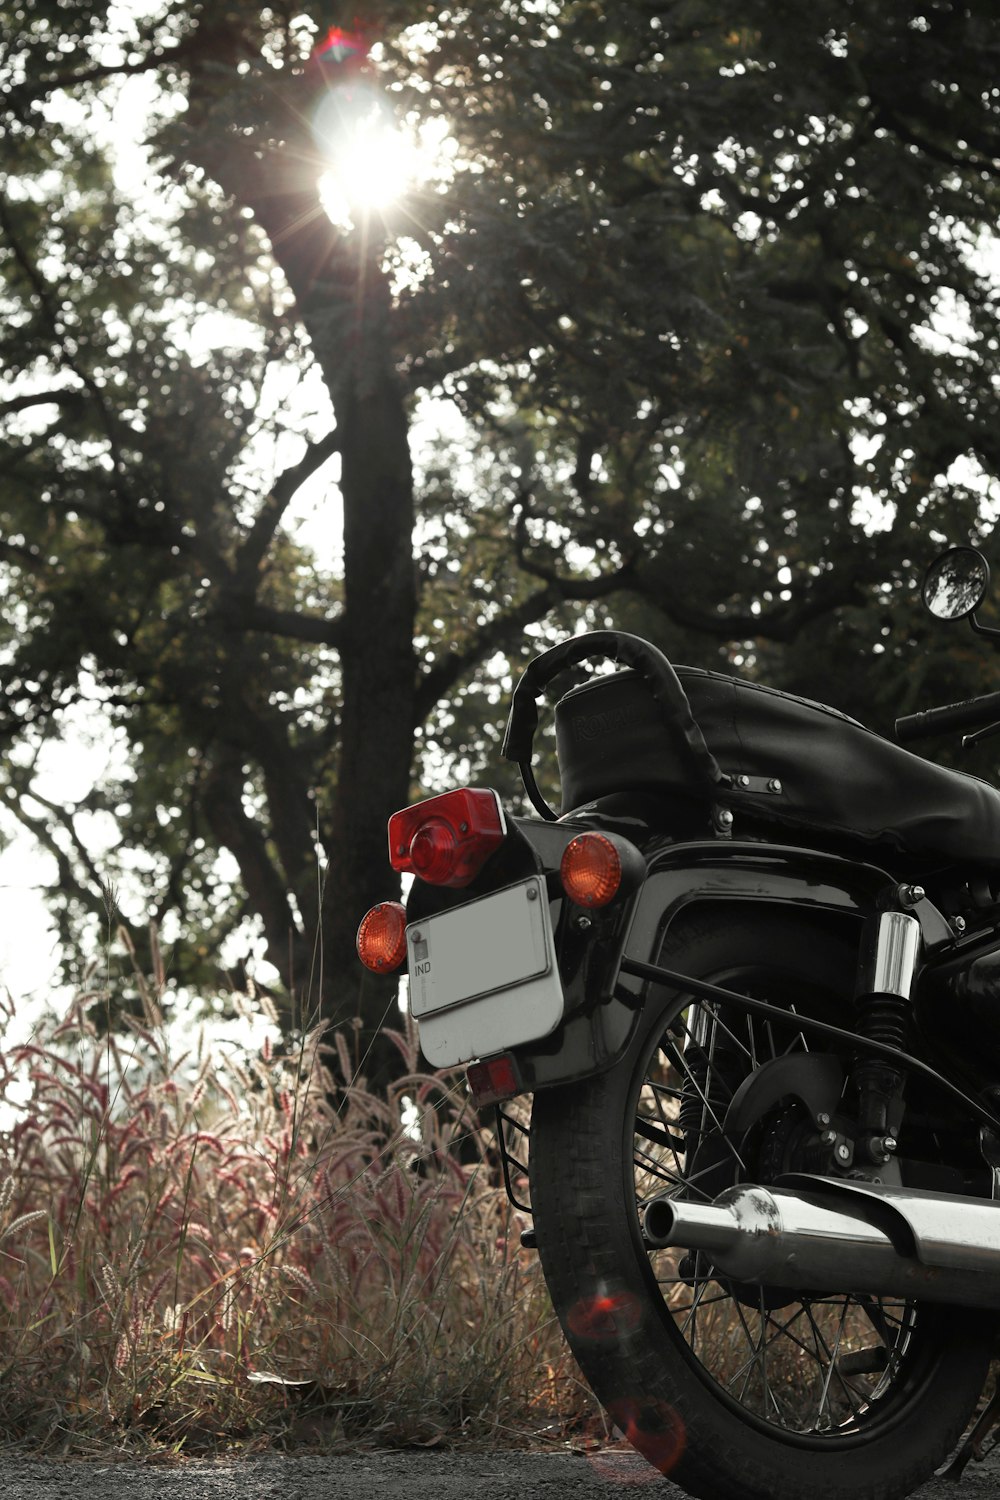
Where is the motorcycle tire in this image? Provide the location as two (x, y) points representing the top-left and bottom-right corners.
(529, 907), (995, 1500)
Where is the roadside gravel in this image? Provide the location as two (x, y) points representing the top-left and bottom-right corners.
(4, 1448), (1000, 1498)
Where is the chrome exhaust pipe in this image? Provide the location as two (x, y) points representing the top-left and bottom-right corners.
(643, 1176), (1000, 1309)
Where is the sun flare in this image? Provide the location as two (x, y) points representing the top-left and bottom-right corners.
(313, 84), (448, 229)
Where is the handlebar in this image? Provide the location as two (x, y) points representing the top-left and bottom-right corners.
(895, 689), (1000, 745)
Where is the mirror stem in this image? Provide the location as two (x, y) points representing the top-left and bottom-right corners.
(963, 718), (1000, 750)
(969, 613), (1000, 645)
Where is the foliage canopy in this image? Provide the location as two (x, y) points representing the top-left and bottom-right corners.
(1, 1), (998, 1077)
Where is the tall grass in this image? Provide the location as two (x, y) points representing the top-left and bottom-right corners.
(0, 934), (589, 1456)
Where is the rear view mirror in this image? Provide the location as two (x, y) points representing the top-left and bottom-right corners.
(922, 547), (990, 622)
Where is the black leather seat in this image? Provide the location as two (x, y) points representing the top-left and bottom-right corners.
(555, 666), (1000, 868)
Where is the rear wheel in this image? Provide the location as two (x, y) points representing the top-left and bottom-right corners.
(529, 910), (994, 1500)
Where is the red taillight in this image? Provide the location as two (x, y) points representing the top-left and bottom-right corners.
(356, 902), (408, 972)
(408, 818), (457, 883)
(467, 1054), (522, 1108)
(388, 788), (506, 888)
(560, 833), (622, 907)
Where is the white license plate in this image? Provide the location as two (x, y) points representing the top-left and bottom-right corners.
(406, 877), (565, 1068)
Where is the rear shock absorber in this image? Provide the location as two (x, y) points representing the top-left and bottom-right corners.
(677, 1040), (730, 1144)
(852, 911), (922, 1166)
(857, 994), (910, 1054)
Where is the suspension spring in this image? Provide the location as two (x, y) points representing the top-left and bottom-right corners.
(678, 1042), (716, 1140)
(856, 994), (910, 1054)
(852, 992), (910, 1140)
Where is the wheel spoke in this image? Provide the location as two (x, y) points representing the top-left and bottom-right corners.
(671, 1005), (765, 1072)
(633, 983), (924, 1442)
(632, 1148), (685, 1190)
(664, 1288), (733, 1310)
(660, 1038), (747, 1172)
(732, 1297), (765, 1407)
(634, 1116), (685, 1154)
(679, 1272), (716, 1343)
(726, 1295), (789, 1423)
(813, 1299), (850, 1429)
(633, 1147), (742, 1200)
(800, 1300), (866, 1427)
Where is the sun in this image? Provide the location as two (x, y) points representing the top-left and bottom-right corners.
(313, 84), (443, 229)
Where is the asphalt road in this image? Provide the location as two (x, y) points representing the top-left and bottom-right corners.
(5, 1449), (1000, 1499)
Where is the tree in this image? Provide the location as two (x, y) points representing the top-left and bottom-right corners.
(1, 1), (998, 1084)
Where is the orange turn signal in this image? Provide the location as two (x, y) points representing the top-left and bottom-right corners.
(356, 902), (408, 972)
(560, 833), (623, 908)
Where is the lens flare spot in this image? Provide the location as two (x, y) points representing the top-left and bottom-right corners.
(607, 1397), (686, 1476)
(566, 1288), (643, 1342)
(313, 25), (371, 69)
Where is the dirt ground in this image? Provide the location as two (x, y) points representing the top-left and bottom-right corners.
(4, 1448), (1000, 1499)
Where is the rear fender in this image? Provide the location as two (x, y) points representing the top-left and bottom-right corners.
(508, 839), (951, 1094)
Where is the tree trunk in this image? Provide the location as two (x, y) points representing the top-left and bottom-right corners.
(319, 246), (419, 1091)
(183, 65), (421, 1088)
(248, 195), (417, 1086)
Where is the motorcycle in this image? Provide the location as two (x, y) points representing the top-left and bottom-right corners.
(356, 545), (1000, 1500)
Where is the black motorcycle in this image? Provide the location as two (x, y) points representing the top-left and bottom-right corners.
(357, 546), (1000, 1500)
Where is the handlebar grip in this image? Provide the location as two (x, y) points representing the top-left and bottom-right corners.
(895, 689), (1000, 744)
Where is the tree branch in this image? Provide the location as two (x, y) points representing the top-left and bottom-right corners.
(200, 751), (305, 980)
(234, 429), (341, 587)
(514, 505), (641, 596)
(415, 504), (646, 717)
(0, 779), (115, 920)
(874, 105), (1000, 180)
(0, 388), (88, 419)
(516, 478), (884, 649)
(631, 564), (872, 643)
(0, 191), (129, 484)
(0, 537), (45, 571)
(3, 30), (209, 117)
(415, 583), (559, 719)
(213, 598), (344, 646)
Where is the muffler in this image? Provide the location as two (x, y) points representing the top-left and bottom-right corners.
(643, 1175), (1000, 1309)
